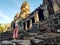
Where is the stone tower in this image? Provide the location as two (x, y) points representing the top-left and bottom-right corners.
(20, 0), (30, 19)
(43, 0), (60, 14)
(43, 0), (54, 15)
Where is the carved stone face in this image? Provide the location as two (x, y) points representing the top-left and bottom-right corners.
(20, 1), (30, 19)
(21, 1), (30, 11)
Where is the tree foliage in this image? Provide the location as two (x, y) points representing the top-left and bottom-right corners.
(0, 24), (3, 34)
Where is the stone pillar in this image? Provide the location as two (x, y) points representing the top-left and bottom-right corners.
(34, 12), (39, 23)
(29, 19), (32, 28)
(25, 22), (28, 30)
(21, 22), (24, 31)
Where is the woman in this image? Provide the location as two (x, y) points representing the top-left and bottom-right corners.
(13, 21), (18, 40)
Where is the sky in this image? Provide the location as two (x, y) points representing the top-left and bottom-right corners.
(0, 0), (43, 24)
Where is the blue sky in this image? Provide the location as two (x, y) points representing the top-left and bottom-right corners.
(0, 0), (43, 24)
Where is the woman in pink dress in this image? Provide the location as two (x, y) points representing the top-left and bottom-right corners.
(13, 22), (18, 40)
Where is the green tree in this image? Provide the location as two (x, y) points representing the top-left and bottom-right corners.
(0, 24), (3, 34)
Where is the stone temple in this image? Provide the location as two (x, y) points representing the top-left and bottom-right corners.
(11, 0), (60, 32)
(0, 0), (60, 45)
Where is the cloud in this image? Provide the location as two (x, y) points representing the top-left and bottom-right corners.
(0, 11), (11, 20)
(0, 11), (13, 24)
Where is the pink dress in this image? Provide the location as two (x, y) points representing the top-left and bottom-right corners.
(13, 23), (18, 39)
